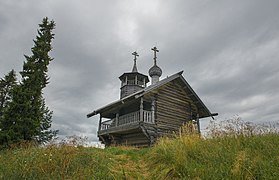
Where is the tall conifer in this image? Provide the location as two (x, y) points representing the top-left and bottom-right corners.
(0, 70), (17, 117)
(1, 17), (57, 145)
(0, 70), (17, 145)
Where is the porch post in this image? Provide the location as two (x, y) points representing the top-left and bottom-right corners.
(143, 78), (146, 87)
(140, 97), (143, 122)
(116, 113), (119, 127)
(151, 98), (155, 123)
(98, 115), (102, 131)
(196, 113), (201, 134)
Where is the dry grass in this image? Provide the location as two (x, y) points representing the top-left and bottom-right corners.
(0, 118), (278, 179)
(147, 119), (279, 179)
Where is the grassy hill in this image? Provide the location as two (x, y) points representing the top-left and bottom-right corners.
(0, 120), (278, 179)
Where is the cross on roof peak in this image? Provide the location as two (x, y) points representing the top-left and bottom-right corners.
(132, 51), (139, 60)
(132, 51), (139, 72)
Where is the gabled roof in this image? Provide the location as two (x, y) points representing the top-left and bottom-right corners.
(87, 71), (217, 119)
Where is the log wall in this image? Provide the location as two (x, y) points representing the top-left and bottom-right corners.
(156, 81), (198, 136)
(98, 80), (199, 147)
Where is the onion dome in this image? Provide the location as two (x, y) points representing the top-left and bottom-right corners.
(149, 65), (162, 77)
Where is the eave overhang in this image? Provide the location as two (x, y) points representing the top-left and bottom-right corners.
(119, 72), (149, 83)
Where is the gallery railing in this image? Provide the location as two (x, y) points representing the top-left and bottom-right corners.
(100, 110), (153, 130)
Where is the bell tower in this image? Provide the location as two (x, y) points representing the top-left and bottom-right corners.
(119, 51), (149, 99)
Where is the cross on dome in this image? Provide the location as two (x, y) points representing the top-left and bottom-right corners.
(151, 47), (159, 65)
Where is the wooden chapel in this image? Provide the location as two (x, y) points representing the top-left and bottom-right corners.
(87, 47), (217, 147)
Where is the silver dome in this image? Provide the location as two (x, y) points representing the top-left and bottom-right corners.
(149, 65), (162, 77)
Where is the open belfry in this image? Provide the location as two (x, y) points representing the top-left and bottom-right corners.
(87, 47), (217, 147)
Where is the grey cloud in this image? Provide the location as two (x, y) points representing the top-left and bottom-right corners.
(1, 0), (279, 142)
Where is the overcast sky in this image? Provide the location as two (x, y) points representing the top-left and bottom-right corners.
(1, 0), (279, 142)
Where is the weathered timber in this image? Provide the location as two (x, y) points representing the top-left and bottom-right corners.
(158, 95), (198, 113)
(155, 80), (199, 135)
(156, 106), (188, 119)
(158, 90), (192, 104)
(98, 109), (156, 146)
(88, 70), (216, 147)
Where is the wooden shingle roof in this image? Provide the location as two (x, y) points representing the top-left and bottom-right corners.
(87, 71), (217, 119)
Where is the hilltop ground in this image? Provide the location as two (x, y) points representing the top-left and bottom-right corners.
(0, 119), (278, 179)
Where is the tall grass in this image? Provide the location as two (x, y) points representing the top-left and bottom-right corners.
(0, 118), (278, 179)
(0, 143), (149, 179)
(147, 119), (279, 179)
(0, 145), (113, 179)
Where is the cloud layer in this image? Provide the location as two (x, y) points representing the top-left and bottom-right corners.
(1, 0), (279, 141)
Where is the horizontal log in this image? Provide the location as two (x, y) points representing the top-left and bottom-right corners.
(157, 86), (199, 113)
(157, 120), (184, 127)
(162, 83), (186, 95)
(157, 96), (196, 112)
(157, 117), (188, 124)
(157, 99), (194, 112)
(157, 101), (189, 113)
(160, 84), (192, 98)
(156, 124), (181, 130)
(158, 93), (192, 105)
(157, 123), (180, 129)
(157, 105), (189, 117)
(157, 111), (187, 121)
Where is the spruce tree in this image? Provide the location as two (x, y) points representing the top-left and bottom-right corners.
(0, 70), (17, 117)
(0, 70), (17, 145)
(1, 17), (57, 145)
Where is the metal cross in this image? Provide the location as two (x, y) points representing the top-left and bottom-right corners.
(132, 51), (139, 61)
(132, 51), (139, 72)
(151, 46), (159, 65)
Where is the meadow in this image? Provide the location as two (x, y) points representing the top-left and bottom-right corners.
(0, 118), (278, 179)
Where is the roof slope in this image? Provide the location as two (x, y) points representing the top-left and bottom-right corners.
(87, 71), (217, 119)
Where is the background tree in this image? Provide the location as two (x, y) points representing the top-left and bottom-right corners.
(0, 70), (17, 145)
(0, 70), (17, 117)
(1, 17), (57, 145)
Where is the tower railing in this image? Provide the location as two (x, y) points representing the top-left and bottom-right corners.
(123, 80), (145, 87)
